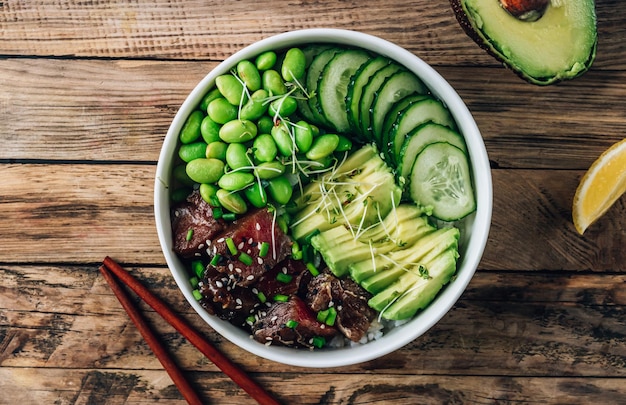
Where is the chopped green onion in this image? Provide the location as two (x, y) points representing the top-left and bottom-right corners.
(226, 237), (238, 255)
(189, 276), (199, 288)
(192, 289), (203, 301)
(325, 307), (337, 326)
(185, 229), (194, 241)
(316, 309), (329, 323)
(306, 262), (319, 276)
(223, 212), (236, 221)
(304, 229), (320, 243)
(273, 294), (289, 302)
(277, 215), (288, 234)
(212, 206), (223, 219)
(209, 254), (221, 266)
(246, 315), (256, 325)
(276, 272), (293, 283)
(192, 260), (205, 278)
(257, 291), (267, 303)
(259, 241), (270, 257)
(311, 336), (326, 349)
(302, 243), (312, 263)
(210, 195), (221, 207)
(239, 252), (253, 266)
(285, 319), (298, 329)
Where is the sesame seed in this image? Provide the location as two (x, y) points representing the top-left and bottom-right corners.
(228, 263), (234, 271)
(246, 275), (254, 281)
(282, 267), (288, 274)
(236, 298), (242, 305)
(238, 241), (245, 250)
(198, 244), (205, 249)
(252, 288), (259, 294)
(248, 238), (254, 244)
(271, 316), (278, 322)
(217, 237), (225, 243)
(235, 305), (242, 310)
(215, 280), (224, 288)
(235, 267), (242, 273)
(255, 223), (261, 231)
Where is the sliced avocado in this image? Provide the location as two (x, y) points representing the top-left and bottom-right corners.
(360, 226), (459, 294)
(450, 0), (597, 85)
(381, 248), (459, 320)
(290, 144), (401, 241)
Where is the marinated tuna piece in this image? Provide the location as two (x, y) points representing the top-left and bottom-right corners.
(198, 266), (259, 326)
(305, 271), (376, 342)
(255, 258), (309, 299)
(207, 208), (292, 286)
(171, 190), (226, 259)
(252, 296), (337, 348)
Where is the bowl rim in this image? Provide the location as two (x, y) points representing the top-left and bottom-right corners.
(154, 28), (492, 368)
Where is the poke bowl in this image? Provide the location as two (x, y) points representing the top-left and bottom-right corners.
(154, 28), (492, 368)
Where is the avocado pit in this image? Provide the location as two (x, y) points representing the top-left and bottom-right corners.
(499, 0), (549, 22)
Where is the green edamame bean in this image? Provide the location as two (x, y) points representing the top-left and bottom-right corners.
(240, 89), (269, 121)
(281, 48), (306, 82)
(178, 141), (208, 162)
(257, 116), (274, 135)
(200, 88), (222, 112)
(253, 133), (278, 163)
(173, 164), (195, 187)
(310, 124), (320, 137)
(199, 183), (219, 204)
(171, 187), (192, 203)
(185, 158), (225, 184)
(336, 135), (353, 152)
(200, 115), (221, 144)
(268, 96), (297, 117)
(254, 161), (285, 180)
(207, 97), (237, 124)
(268, 175), (293, 205)
(262, 69), (287, 96)
(216, 189), (248, 214)
(219, 119), (257, 143)
(205, 141), (228, 161)
(180, 110), (204, 144)
(271, 123), (295, 157)
(255, 51), (277, 71)
(237, 60), (261, 92)
(225, 142), (251, 170)
(306, 134), (339, 160)
(215, 74), (247, 106)
(244, 182), (268, 208)
(294, 120), (313, 153)
(218, 171), (255, 191)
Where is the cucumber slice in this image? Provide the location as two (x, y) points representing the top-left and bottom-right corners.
(409, 142), (476, 221)
(370, 70), (427, 144)
(346, 56), (390, 134)
(397, 123), (467, 181)
(305, 48), (341, 127)
(296, 45), (335, 123)
(318, 50), (371, 133)
(358, 63), (404, 141)
(388, 96), (456, 165)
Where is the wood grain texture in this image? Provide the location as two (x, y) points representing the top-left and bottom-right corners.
(1, 164), (624, 269)
(1, 59), (626, 169)
(1, 1), (625, 69)
(1, 0), (625, 403)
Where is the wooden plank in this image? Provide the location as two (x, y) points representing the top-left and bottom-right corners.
(0, 164), (624, 269)
(0, 368), (624, 405)
(0, 0), (623, 70)
(1, 59), (625, 168)
(2, 265), (625, 377)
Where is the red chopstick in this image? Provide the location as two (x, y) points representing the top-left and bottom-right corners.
(101, 256), (281, 405)
(98, 264), (203, 405)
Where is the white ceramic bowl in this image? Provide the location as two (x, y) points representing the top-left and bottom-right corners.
(155, 28), (492, 368)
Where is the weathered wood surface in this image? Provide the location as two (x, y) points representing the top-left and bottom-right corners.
(1, 0), (625, 404)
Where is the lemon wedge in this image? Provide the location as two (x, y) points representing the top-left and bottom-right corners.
(573, 138), (626, 234)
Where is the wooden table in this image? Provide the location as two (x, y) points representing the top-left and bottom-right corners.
(1, 1), (625, 404)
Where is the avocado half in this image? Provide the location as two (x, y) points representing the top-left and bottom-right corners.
(450, 0), (598, 85)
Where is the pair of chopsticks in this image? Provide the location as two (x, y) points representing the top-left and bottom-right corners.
(99, 256), (281, 405)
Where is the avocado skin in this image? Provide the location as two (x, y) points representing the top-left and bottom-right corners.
(449, 0), (598, 85)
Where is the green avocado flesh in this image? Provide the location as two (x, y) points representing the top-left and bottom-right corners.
(459, 0), (597, 85)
